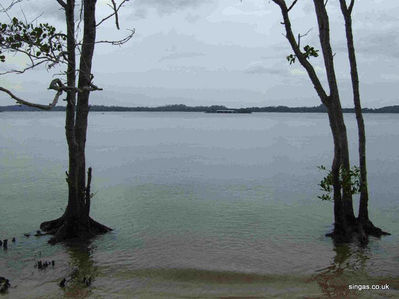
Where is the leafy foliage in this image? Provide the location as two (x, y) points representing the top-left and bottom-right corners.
(303, 45), (319, 59)
(0, 17), (66, 68)
(287, 44), (319, 65)
(286, 53), (296, 65)
(318, 165), (361, 201)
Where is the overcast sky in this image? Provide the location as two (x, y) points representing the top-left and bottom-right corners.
(1, 0), (398, 108)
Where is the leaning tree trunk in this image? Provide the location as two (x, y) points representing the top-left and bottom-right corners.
(40, 0), (111, 243)
(271, 0), (356, 240)
(313, 0), (356, 236)
(338, 0), (389, 237)
(340, 0), (368, 224)
(272, 0), (388, 242)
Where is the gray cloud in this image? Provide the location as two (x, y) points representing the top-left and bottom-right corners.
(159, 52), (205, 62)
(2, 0), (398, 108)
(133, 0), (211, 18)
(245, 64), (286, 76)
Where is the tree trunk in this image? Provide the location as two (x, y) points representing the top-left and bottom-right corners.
(271, 0), (355, 239)
(313, 0), (355, 231)
(325, 106), (347, 236)
(40, 0), (111, 243)
(338, 0), (389, 237)
(272, 0), (389, 242)
(74, 0), (97, 227)
(339, 0), (368, 222)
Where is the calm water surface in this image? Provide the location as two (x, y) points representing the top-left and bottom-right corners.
(0, 112), (398, 298)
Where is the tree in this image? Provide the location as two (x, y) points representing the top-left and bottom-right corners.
(270, 0), (388, 242)
(0, 0), (133, 243)
(338, 0), (388, 237)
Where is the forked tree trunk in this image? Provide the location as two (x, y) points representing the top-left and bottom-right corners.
(272, 0), (366, 241)
(40, 0), (111, 243)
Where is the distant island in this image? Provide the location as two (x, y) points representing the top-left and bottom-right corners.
(1, 104), (399, 113)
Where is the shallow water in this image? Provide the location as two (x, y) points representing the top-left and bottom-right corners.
(0, 112), (398, 298)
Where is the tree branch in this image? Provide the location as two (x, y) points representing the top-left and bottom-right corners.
(0, 0), (23, 13)
(297, 28), (312, 48)
(348, 0), (355, 15)
(56, 0), (67, 9)
(272, 0), (329, 105)
(0, 47), (67, 75)
(0, 19), (67, 73)
(287, 0), (298, 12)
(111, 0), (120, 30)
(96, 0), (129, 29)
(94, 29), (135, 46)
(0, 77), (101, 110)
(0, 79), (64, 110)
(0, 59), (48, 75)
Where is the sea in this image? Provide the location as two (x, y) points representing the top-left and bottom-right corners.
(0, 111), (398, 298)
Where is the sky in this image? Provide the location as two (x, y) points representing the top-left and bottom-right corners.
(0, 0), (398, 108)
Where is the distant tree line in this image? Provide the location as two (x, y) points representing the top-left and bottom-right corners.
(1, 104), (399, 113)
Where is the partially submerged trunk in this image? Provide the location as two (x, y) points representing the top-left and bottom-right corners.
(272, 0), (389, 242)
(40, 0), (111, 244)
(314, 0), (355, 226)
(338, 0), (389, 238)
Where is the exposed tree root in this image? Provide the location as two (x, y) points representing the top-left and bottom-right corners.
(326, 219), (390, 244)
(40, 217), (111, 244)
(361, 220), (390, 237)
(40, 215), (66, 234)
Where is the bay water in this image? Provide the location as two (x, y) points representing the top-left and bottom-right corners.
(0, 112), (398, 298)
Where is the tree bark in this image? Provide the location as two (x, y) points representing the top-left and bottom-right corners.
(272, 0), (355, 238)
(313, 0), (356, 226)
(338, 0), (389, 237)
(40, 0), (111, 243)
(271, 0), (392, 242)
(75, 0), (97, 228)
(339, 0), (368, 221)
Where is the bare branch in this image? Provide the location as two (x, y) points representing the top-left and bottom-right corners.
(0, 0), (23, 13)
(0, 3), (12, 21)
(0, 58), (48, 75)
(96, 0), (129, 29)
(0, 79), (64, 110)
(94, 28), (135, 46)
(287, 0), (298, 12)
(339, 0), (354, 16)
(19, 6), (28, 24)
(0, 76), (102, 110)
(348, 0), (355, 14)
(0, 45), (67, 75)
(111, 0), (119, 30)
(297, 28), (312, 48)
(56, 0), (67, 9)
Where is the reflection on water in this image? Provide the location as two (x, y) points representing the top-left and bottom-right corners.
(313, 243), (399, 298)
(63, 242), (96, 298)
(313, 243), (367, 298)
